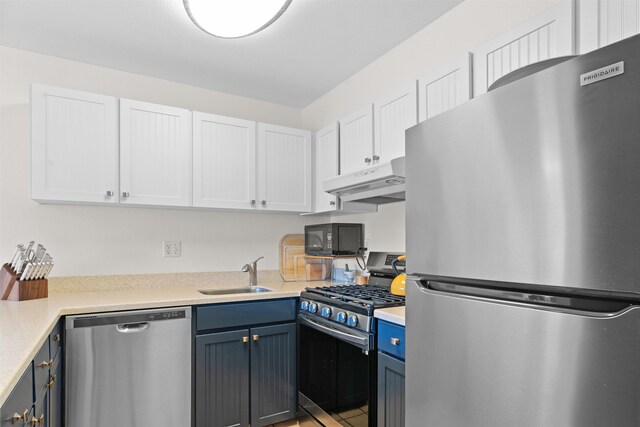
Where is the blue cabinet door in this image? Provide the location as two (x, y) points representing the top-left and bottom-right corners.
(196, 329), (251, 427)
(378, 352), (405, 427)
(250, 323), (297, 427)
(0, 365), (34, 427)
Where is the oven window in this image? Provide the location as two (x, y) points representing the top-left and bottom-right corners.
(299, 323), (371, 425)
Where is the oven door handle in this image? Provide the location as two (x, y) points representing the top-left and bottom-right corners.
(299, 315), (371, 351)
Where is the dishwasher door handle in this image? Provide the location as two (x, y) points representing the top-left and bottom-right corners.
(116, 322), (150, 333)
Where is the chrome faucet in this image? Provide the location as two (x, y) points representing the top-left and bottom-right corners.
(241, 256), (264, 287)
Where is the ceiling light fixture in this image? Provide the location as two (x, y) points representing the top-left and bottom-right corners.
(184, 0), (292, 39)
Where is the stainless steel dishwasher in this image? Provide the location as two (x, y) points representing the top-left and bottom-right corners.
(65, 307), (192, 427)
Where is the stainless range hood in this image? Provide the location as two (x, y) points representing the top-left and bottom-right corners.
(323, 157), (405, 204)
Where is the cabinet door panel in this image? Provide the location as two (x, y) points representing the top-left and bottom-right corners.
(250, 323), (296, 427)
(473, 2), (575, 95)
(120, 99), (192, 206)
(258, 124), (311, 212)
(313, 122), (339, 213)
(377, 352), (406, 427)
(374, 83), (418, 163)
(196, 330), (250, 427)
(193, 112), (256, 209)
(579, 0), (640, 53)
(418, 53), (472, 121)
(339, 105), (374, 175)
(0, 365), (33, 427)
(31, 84), (118, 204)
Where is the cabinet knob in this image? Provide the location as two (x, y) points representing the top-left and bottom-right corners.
(253, 334), (260, 342)
(122, 192), (130, 198)
(390, 337), (401, 346)
(53, 334), (61, 342)
(261, 200), (266, 206)
(329, 201), (336, 206)
(37, 359), (53, 369)
(372, 155), (380, 161)
(12, 409), (29, 423)
(106, 190), (114, 197)
(242, 336), (249, 343)
(250, 200), (256, 205)
(364, 157), (372, 164)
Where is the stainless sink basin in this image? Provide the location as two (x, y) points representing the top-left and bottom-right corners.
(198, 286), (272, 296)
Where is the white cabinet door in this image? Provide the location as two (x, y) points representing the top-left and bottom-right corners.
(120, 99), (192, 207)
(473, 2), (575, 95)
(339, 105), (374, 175)
(31, 84), (118, 204)
(373, 82), (418, 163)
(313, 122), (339, 214)
(193, 112), (256, 210)
(418, 53), (473, 122)
(257, 123), (312, 212)
(579, 0), (640, 53)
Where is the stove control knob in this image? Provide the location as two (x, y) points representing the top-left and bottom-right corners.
(336, 312), (347, 323)
(308, 302), (318, 313)
(300, 301), (309, 311)
(321, 307), (332, 318)
(347, 315), (359, 327)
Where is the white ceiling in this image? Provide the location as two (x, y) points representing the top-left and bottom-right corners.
(0, 0), (463, 108)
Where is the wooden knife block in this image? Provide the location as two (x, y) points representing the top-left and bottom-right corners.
(0, 263), (48, 301)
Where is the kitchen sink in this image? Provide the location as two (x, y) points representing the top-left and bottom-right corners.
(198, 286), (272, 296)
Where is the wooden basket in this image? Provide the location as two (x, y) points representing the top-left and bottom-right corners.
(0, 263), (48, 301)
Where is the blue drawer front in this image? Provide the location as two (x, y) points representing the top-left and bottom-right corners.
(196, 298), (297, 332)
(378, 320), (405, 361)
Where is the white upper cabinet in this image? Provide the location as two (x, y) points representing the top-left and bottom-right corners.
(579, 0), (640, 53)
(373, 82), (418, 163)
(257, 123), (312, 212)
(193, 112), (256, 210)
(313, 122), (339, 213)
(31, 84), (118, 204)
(418, 53), (473, 122)
(120, 99), (192, 207)
(339, 105), (374, 175)
(473, 2), (575, 95)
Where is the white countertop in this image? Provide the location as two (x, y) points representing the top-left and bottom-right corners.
(374, 306), (406, 326)
(0, 271), (317, 407)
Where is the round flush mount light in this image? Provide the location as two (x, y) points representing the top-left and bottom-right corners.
(184, 0), (292, 39)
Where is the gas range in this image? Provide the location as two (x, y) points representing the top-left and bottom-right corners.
(298, 251), (405, 336)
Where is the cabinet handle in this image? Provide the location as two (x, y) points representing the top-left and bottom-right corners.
(372, 155), (380, 161)
(329, 200), (336, 206)
(364, 157), (372, 164)
(106, 190), (114, 197)
(390, 337), (401, 346)
(12, 409), (29, 423)
(242, 336), (249, 343)
(30, 414), (44, 425)
(250, 200), (256, 206)
(47, 374), (56, 389)
(53, 334), (61, 342)
(261, 200), (266, 206)
(253, 334), (260, 342)
(37, 359), (53, 369)
(122, 192), (130, 198)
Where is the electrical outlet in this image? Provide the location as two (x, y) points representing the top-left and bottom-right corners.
(163, 241), (181, 257)
(364, 239), (370, 252)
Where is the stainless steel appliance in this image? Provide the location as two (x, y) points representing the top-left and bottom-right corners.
(298, 252), (405, 427)
(304, 223), (364, 256)
(65, 307), (192, 427)
(405, 35), (640, 427)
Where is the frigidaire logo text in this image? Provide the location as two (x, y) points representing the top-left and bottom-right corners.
(580, 61), (625, 87)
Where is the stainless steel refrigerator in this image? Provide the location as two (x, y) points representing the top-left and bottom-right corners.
(405, 34), (640, 427)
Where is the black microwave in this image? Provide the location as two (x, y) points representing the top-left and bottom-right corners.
(305, 223), (364, 256)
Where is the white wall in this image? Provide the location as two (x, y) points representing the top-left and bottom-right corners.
(0, 46), (331, 276)
(303, 0), (563, 254)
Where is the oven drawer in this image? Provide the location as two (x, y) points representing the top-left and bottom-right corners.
(378, 320), (405, 360)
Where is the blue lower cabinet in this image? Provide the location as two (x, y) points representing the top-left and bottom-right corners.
(377, 320), (406, 427)
(195, 300), (297, 427)
(0, 364), (33, 427)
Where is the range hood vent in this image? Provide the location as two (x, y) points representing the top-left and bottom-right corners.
(323, 157), (405, 204)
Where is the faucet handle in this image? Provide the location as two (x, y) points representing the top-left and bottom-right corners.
(252, 256), (264, 265)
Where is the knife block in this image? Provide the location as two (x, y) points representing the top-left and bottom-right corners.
(0, 263), (48, 301)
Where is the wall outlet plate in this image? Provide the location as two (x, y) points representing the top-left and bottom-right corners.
(163, 241), (181, 257)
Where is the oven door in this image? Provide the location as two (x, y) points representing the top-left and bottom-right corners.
(298, 313), (376, 427)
